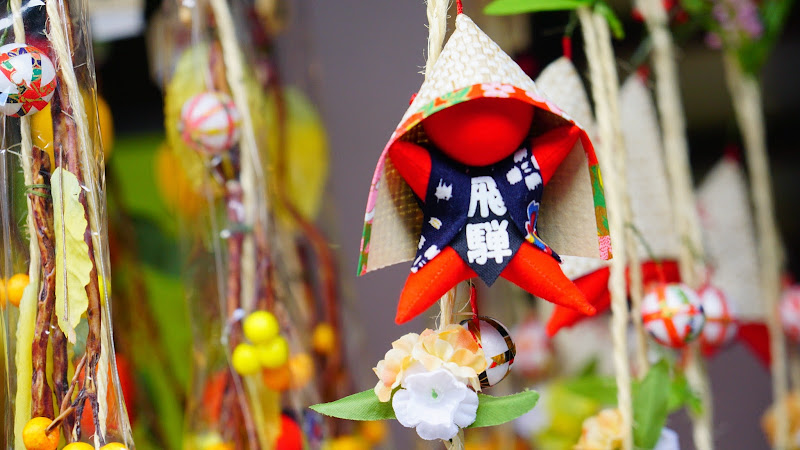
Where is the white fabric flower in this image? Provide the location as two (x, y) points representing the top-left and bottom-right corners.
(654, 427), (680, 450)
(392, 368), (479, 440)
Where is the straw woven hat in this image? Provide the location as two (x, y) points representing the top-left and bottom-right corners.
(697, 158), (763, 321)
(357, 14), (610, 275)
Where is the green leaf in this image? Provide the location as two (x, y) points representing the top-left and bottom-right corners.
(678, 0), (711, 16)
(469, 390), (540, 428)
(484, 0), (590, 15)
(563, 374), (618, 406)
(310, 389), (396, 421)
(52, 167), (93, 344)
(595, 2), (625, 39)
(633, 360), (670, 448)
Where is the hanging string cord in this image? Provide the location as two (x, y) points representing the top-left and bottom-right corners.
(578, 8), (634, 450)
(636, 0), (714, 446)
(425, 0), (449, 79)
(724, 52), (788, 450)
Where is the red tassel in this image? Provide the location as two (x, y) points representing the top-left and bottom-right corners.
(457, 0), (463, 14)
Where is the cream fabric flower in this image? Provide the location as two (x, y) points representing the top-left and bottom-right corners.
(392, 368), (479, 441)
(411, 325), (487, 391)
(373, 326), (487, 402)
(373, 333), (420, 402)
(574, 408), (624, 450)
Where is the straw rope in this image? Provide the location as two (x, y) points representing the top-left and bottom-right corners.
(578, 8), (633, 450)
(636, 0), (714, 447)
(10, 1), (40, 446)
(723, 51), (788, 450)
(425, 0), (449, 81)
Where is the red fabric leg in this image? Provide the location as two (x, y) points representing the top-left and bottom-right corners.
(546, 267), (611, 336)
(395, 247), (476, 324)
(502, 244), (596, 318)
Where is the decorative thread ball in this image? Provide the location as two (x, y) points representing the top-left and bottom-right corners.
(780, 285), (800, 342)
(311, 322), (336, 354)
(179, 92), (241, 154)
(0, 44), (56, 117)
(256, 336), (289, 369)
(231, 343), (260, 375)
(461, 316), (516, 388)
(22, 417), (59, 450)
(641, 283), (705, 348)
(243, 310), (279, 344)
(510, 317), (553, 379)
(698, 284), (738, 348)
(63, 444), (94, 450)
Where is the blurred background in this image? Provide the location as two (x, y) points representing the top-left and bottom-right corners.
(92, 0), (799, 448)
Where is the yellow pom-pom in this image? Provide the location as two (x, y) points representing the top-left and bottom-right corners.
(64, 443), (95, 449)
(312, 323), (336, 355)
(22, 417), (59, 450)
(7, 273), (29, 307)
(360, 420), (388, 444)
(100, 444), (129, 450)
(232, 343), (261, 375)
(256, 336), (289, 369)
(243, 310), (279, 344)
(289, 353), (314, 389)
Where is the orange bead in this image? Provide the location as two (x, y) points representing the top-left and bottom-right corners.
(360, 420), (388, 444)
(262, 364), (292, 391)
(22, 417), (59, 450)
(7, 273), (29, 307)
(311, 323), (336, 354)
(288, 353), (314, 389)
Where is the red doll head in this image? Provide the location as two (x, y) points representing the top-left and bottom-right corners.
(422, 97), (535, 167)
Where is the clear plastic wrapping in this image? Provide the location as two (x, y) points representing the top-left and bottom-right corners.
(153, 0), (330, 448)
(0, 0), (133, 447)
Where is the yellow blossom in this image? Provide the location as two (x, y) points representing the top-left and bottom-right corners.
(574, 409), (624, 450)
(373, 333), (420, 402)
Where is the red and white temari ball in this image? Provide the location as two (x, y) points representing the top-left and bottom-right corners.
(179, 92), (241, 154)
(780, 285), (800, 342)
(510, 317), (552, 379)
(0, 44), (56, 117)
(641, 283), (705, 348)
(462, 316), (516, 388)
(698, 284), (738, 348)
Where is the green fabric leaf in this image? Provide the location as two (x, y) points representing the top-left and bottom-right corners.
(310, 389), (396, 421)
(484, 0), (590, 15)
(469, 390), (540, 428)
(633, 360), (670, 448)
(563, 374), (618, 406)
(52, 167), (93, 343)
(595, 2), (625, 39)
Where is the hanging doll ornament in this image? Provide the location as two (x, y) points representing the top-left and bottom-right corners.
(461, 316), (516, 388)
(698, 284), (738, 348)
(357, 14), (610, 324)
(178, 91), (242, 154)
(641, 283), (706, 348)
(0, 43), (56, 117)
